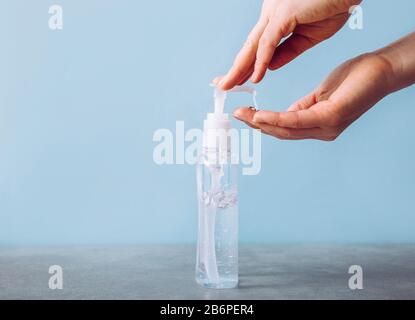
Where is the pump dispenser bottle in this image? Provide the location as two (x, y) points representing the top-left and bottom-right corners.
(195, 85), (257, 289)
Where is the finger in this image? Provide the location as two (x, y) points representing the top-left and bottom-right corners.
(242, 120), (261, 130)
(237, 63), (255, 86)
(253, 102), (332, 129)
(233, 106), (258, 123)
(219, 19), (268, 90)
(251, 16), (295, 83)
(236, 105), (341, 141)
(212, 76), (224, 86)
(233, 107), (261, 130)
(253, 109), (321, 129)
(257, 123), (324, 140)
(214, 63), (254, 88)
(287, 92), (317, 112)
(269, 33), (320, 71)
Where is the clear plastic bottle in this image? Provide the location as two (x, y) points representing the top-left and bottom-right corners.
(195, 84), (257, 289)
(196, 146), (238, 289)
(195, 85), (247, 289)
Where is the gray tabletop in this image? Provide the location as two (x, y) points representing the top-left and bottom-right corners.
(0, 245), (414, 300)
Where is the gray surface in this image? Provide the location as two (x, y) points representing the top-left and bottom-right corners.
(0, 245), (415, 300)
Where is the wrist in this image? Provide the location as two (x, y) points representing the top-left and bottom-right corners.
(373, 32), (415, 93)
(371, 50), (400, 94)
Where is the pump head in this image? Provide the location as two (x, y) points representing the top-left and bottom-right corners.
(203, 84), (258, 151)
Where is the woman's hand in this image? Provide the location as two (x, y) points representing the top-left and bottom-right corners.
(214, 0), (362, 90)
(234, 32), (415, 141)
(233, 52), (395, 141)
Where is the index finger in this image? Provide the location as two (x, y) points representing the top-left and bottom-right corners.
(251, 16), (295, 83)
(219, 19), (268, 91)
(253, 108), (323, 129)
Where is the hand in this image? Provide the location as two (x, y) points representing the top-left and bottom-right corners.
(233, 52), (395, 141)
(214, 0), (362, 90)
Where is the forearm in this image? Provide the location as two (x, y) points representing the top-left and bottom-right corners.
(375, 32), (415, 93)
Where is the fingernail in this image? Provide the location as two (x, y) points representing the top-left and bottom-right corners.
(233, 109), (242, 119)
(250, 74), (258, 83)
(218, 78), (226, 88)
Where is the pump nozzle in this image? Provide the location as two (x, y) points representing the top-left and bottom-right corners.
(213, 88), (227, 115)
(210, 84), (259, 114)
(204, 84), (259, 150)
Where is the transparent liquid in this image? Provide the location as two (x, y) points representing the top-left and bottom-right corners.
(196, 188), (238, 289)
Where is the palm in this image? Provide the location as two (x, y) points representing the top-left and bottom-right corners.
(308, 54), (392, 128)
(233, 53), (392, 141)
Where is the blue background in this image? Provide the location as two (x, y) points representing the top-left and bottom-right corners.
(0, 0), (414, 245)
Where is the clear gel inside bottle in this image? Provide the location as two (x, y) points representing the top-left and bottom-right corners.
(196, 147), (238, 289)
